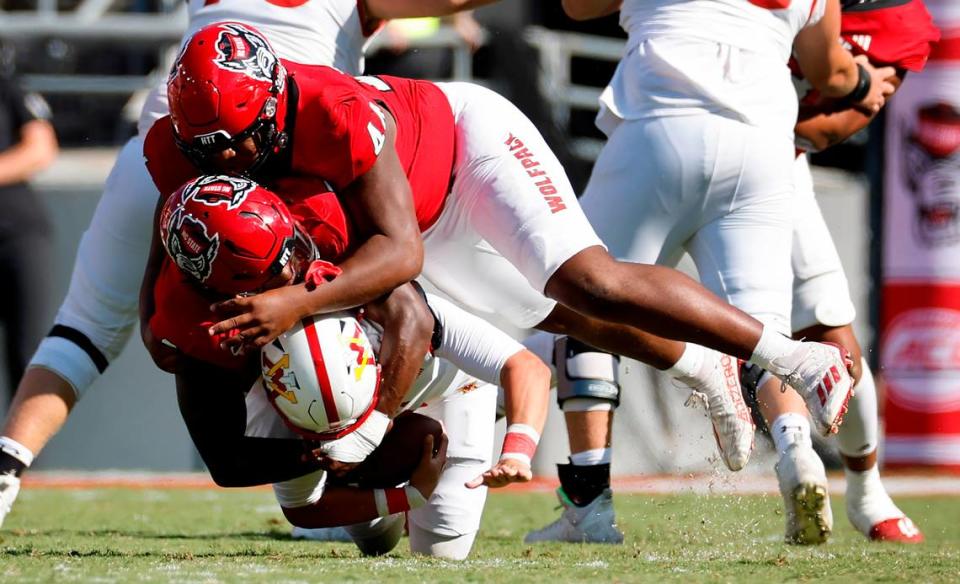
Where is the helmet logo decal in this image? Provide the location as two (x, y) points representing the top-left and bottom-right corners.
(184, 175), (256, 210)
(166, 210), (221, 284)
(213, 23), (278, 83)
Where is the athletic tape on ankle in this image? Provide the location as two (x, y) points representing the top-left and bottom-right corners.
(374, 486), (427, 516)
(0, 436), (34, 467)
(500, 424), (540, 466)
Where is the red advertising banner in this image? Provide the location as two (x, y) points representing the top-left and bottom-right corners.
(883, 3), (960, 468)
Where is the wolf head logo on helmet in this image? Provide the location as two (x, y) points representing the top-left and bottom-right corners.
(168, 22), (288, 174)
(160, 175), (298, 296)
(213, 22), (282, 85)
(165, 211), (221, 284)
(184, 174), (256, 210)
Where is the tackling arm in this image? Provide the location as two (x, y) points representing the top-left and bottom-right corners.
(175, 358), (323, 488)
(208, 116), (423, 350)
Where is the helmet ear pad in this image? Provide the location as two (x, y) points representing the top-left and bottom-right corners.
(167, 22), (289, 172)
(160, 175), (297, 296)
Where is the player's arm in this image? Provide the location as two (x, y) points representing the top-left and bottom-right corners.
(561, 0), (622, 21)
(139, 198), (176, 372)
(793, 0), (894, 112)
(282, 433), (447, 528)
(363, 0), (498, 18)
(795, 70), (905, 152)
(424, 294), (551, 488)
(175, 358), (323, 487)
(0, 119), (58, 186)
(209, 115), (423, 350)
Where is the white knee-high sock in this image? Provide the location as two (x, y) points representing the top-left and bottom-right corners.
(837, 358), (879, 459)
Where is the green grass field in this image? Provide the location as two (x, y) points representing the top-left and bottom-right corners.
(1, 487), (958, 583)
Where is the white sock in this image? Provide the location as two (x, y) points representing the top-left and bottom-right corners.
(0, 436), (35, 467)
(569, 447), (612, 466)
(838, 358), (879, 457)
(770, 413), (811, 455)
(666, 343), (705, 380)
(844, 465), (902, 529)
(750, 326), (802, 371)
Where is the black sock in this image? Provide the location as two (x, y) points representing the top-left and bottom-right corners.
(0, 450), (26, 478)
(557, 461), (610, 507)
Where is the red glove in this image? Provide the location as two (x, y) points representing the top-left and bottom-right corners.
(304, 260), (343, 291)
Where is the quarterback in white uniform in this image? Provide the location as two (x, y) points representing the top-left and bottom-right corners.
(256, 291), (548, 560)
(0, 0), (499, 529)
(525, 0), (896, 545)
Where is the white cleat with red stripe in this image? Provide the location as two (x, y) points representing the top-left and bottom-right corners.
(681, 351), (754, 471)
(766, 342), (854, 436)
(845, 468), (924, 543)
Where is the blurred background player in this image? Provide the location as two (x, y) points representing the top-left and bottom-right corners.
(0, 51), (58, 404)
(525, 0), (894, 544)
(741, 0), (938, 544)
(0, 0), (501, 529)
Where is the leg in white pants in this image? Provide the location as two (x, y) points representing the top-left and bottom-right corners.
(579, 114), (796, 332)
(408, 383), (496, 560)
(28, 136), (159, 397)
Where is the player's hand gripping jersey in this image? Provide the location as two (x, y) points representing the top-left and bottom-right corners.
(792, 0), (939, 113)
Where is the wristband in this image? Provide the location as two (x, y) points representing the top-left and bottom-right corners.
(843, 63), (871, 105)
(373, 485), (428, 516)
(500, 423), (540, 466)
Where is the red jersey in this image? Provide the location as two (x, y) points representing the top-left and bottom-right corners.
(284, 63), (455, 231)
(143, 63), (457, 232)
(792, 0), (940, 104)
(840, 0), (939, 72)
(150, 185), (352, 369)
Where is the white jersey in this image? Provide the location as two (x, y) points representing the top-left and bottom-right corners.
(186, 0), (371, 73)
(138, 0), (374, 134)
(598, 0), (826, 138)
(362, 292), (525, 412)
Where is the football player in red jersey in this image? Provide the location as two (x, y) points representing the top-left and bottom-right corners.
(741, 0), (938, 544)
(0, 0), (509, 534)
(145, 23), (862, 485)
(150, 174), (552, 559)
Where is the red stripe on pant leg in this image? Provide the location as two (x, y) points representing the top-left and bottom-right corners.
(385, 488), (409, 514)
(301, 317), (341, 426)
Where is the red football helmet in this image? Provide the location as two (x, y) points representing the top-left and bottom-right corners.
(168, 22), (289, 173)
(160, 175), (299, 296)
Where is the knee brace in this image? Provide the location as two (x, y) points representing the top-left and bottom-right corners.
(28, 326), (111, 399)
(554, 336), (620, 409)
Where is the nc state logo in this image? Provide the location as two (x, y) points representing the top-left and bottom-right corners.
(166, 210), (220, 284)
(904, 103), (960, 247)
(184, 175), (256, 210)
(214, 23), (280, 84)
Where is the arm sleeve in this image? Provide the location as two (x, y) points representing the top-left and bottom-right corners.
(176, 360), (323, 487)
(425, 293), (525, 385)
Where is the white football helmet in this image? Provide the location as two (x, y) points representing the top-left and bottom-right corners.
(260, 312), (380, 440)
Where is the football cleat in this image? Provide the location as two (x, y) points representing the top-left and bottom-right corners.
(766, 342), (854, 436)
(291, 525), (352, 542)
(681, 350), (754, 471)
(846, 476), (924, 543)
(524, 488), (624, 544)
(776, 443), (832, 545)
(0, 473), (20, 529)
(867, 517), (924, 543)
